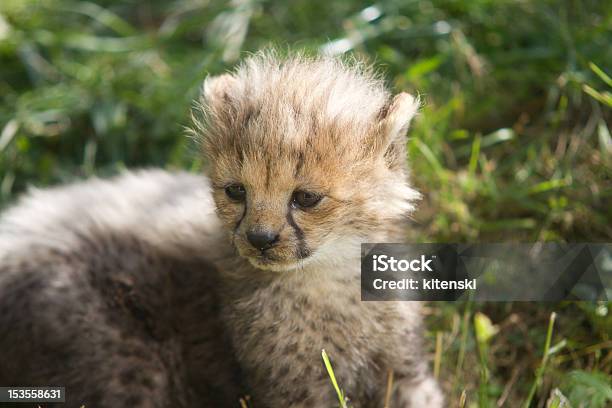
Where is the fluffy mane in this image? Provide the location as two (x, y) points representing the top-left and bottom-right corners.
(192, 51), (398, 159)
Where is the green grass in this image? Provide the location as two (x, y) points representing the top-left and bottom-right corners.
(1, 0), (611, 407)
(322, 349), (349, 408)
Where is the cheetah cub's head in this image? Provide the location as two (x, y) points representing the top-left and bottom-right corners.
(195, 52), (420, 272)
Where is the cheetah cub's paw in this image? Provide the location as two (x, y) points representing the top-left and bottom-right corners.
(395, 376), (444, 408)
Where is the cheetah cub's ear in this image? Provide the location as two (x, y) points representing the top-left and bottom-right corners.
(374, 92), (420, 170)
(201, 73), (239, 112)
(198, 74), (240, 157)
(381, 93), (420, 141)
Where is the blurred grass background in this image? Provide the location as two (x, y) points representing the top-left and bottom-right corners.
(0, 0), (610, 406)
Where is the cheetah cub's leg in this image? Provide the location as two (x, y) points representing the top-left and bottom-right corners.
(393, 375), (444, 408)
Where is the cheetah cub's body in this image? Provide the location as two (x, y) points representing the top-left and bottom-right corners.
(0, 53), (442, 407)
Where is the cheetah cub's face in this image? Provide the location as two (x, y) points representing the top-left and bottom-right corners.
(196, 54), (420, 272)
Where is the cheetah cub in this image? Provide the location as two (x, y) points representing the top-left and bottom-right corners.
(0, 52), (442, 407)
(197, 53), (443, 407)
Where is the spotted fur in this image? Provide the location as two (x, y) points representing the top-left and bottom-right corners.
(196, 52), (442, 407)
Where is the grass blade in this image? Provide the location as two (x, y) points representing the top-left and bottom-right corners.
(522, 312), (557, 408)
(383, 369), (394, 408)
(322, 349), (348, 408)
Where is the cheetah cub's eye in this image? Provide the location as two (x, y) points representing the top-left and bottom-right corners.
(225, 184), (246, 202)
(291, 191), (322, 209)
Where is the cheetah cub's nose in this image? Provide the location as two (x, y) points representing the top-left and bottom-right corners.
(246, 229), (279, 250)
